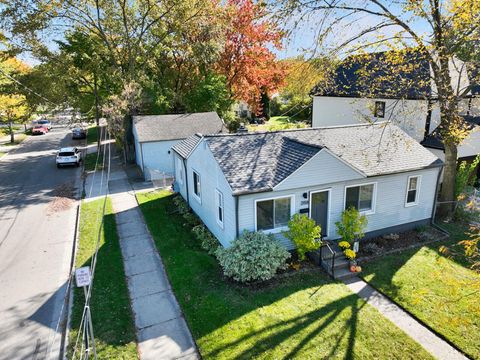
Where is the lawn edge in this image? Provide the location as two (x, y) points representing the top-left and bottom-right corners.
(360, 276), (473, 359)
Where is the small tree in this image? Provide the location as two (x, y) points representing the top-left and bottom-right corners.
(0, 94), (28, 143)
(335, 207), (368, 244)
(284, 214), (321, 260)
(455, 154), (480, 198)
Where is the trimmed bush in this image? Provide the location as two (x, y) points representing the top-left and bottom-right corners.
(192, 225), (220, 255)
(183, 212), (201, 227)
(215, 231), (290, 283)
(173, 195), (190, 215)
(284, 214), (321, 260)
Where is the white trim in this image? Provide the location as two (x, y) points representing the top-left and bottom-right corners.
(343, 182), (377, 215)
(273, 148), (366, 191)
(405, 175), (422, 207)
(308, 188), (331, 239)
(192, 169), (201, 204)
(215, 189), (224, 229)
(254, 195), (295, 234)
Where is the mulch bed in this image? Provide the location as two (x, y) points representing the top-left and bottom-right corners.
(357, 226), (448, 262)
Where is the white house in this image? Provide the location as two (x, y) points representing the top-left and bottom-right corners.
(132, 112), (225, 179)
(172, 122), (443, 249)
(311, 50), (480, 162)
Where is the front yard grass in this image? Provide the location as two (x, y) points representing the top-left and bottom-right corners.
(69, 198), (137, 359)
(137, 190), (433, 359)
(361, 223), (480, 359)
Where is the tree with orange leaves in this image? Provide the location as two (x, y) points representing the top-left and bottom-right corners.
(219, 0), (286, 114)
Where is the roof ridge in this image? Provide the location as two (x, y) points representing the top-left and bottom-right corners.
(204, 121), (388, 139)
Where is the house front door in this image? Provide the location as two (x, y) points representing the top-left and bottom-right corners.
(310, 191), (329, 237)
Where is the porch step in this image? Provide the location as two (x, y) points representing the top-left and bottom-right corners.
(332, 267), (359, 280)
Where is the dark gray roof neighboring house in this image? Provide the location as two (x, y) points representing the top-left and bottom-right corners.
(133, 112), (225, 143)
(311, 50), (431, 99)
(172, 134), (203, 159)
(197, 123), (442, 195)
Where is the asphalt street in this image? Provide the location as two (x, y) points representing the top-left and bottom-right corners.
(0, 127), (82, 360)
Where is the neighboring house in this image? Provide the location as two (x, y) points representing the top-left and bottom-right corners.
(132, 112), (225, 179)
(233, 100), (252, 119)
(311, 50), (480, 161)
(172, 123), (442, 249)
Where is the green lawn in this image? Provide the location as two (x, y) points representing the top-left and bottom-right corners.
(0, 152), (5, 158)
(87, 125), (101, 145)
(362, 223), (480, 359)
(1, 133), (27, 145)
(84, 151), (104, 172)
(136, 190), (433, 359)
(69, 198), (138, 359)
(246, 116), (307, 132)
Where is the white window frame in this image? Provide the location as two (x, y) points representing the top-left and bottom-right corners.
(308, 188), (331, 239)
(192, 170), (201, 203)
(254, 195), (295, 234)
(344, 182), (377, 215)
(374, 100), (386, 118)
(215, 189), (224, 228)
(405, 175), (422, 207)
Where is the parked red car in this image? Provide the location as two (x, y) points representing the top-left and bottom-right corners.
(32, 125), (48, 135)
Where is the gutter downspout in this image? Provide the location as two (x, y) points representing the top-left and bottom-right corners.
(140, 142), (146, 180)
(430, 165), (449, 236)
(183, 158), (190, 206)
(234, 195), (239, 238)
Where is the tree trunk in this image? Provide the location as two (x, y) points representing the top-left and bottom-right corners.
(438, 142), (458, 217)
(9, 120), (14, 144)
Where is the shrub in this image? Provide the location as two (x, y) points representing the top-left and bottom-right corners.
(335, 207), (368, 244)
(192, 225), (220, 255)
(455, 154), (480, 197)
(215, 231), (290, 283)
(363, 242), (382, 256)
(183, 212), (201, 227)
(338, 241), (351, 249)
(284, 214), (321, 260)
(344, 249), (356, 260)
(173, 195), (190, 215)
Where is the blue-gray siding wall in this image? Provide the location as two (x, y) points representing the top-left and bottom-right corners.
(238, 167), (440, 249)
(179, 140), (236, 247)
(140, 140), (179, 175)
(133, 124), (143, 170)
(274, 150), (364, 191)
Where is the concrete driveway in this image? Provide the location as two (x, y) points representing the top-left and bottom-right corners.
(0, 127), (82, 359)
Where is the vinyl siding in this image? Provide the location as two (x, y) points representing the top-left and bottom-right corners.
(312, 96), (432, 141)
(140, 140), (178, 176)
(238, 167), (440, 249)
(274, 150), (364, 191)
(132, 124), (143, 170)
(173, 152), (187, 199)
(184, 140), (236, 247)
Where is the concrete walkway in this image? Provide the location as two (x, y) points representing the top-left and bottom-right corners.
(344, 277), (467, 360)
(108, 158), (198, 360)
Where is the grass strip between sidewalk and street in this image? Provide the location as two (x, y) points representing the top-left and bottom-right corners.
(87, 126), (100, 145)
(84, 151), (104, 172)
(361, 223), (480, 359)
(136, 190), (433, 359)
(68, 198), (138, 359)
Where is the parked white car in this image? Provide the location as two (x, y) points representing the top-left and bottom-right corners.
(56, 147), (81, 168)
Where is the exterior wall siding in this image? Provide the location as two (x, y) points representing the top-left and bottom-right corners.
(312, 96), (431, 141)
(141, 140), (179, 176)
(132, 124), (143, 170)
(183, 140), (236, 247)
(173, 152), (187, 199)
(238, 167), (440, 249)
(274, 150), (364, 191)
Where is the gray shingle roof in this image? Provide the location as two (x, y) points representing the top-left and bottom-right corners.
(172, 134), (202, 159)
(133, 112), (225, 142)
(204, 123), (442, 194)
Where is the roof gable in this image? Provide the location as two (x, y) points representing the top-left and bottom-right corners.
(133, 112), (225, 142)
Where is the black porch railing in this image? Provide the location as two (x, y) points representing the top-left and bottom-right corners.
(320, 241), (336, 279)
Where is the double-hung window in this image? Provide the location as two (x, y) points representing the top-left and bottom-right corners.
(405, 176), (421, 206)
(193, 171), (201, 201)
(215, 190), (224, 228)
(256, 196), (292, 232)
(374, 101), (386, 118)
(345, 183), (376, 213)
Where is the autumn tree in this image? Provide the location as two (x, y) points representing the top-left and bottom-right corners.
(219, 0), (286, 114)
(280, 0), (480, 215)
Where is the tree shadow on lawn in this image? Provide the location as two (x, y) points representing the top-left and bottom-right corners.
(137, 193), (430, 359)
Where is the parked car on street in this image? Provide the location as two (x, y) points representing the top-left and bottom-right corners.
(37, 119), (52, 130)
(71, 125), (87, 139)
(56, 147), (82, 168)
(32, 125), (48, 135)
